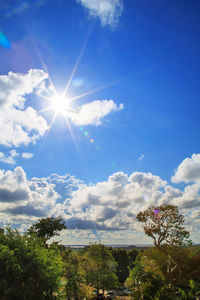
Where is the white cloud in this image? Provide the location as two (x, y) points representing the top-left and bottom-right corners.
(76, 0), (123, 27)
(0, 150), (34, 164)
(170, 153), (200, 209)
(66, 169), (200, 234)
(138, 154), (144, 161)
(0, 69), (49, 147)
(0, 149), (19, 164)
(0, 169), (85, 227)
(1, 157), (200, 243)
(69, 100), (123, 126)
(172, 153), (200, 183)
(0, 167), (29, 205)
(170, 182), (200, 209)
(21, 152), (34, 159)
(67, 171), (167, 231)
(0, 69), (47, 108)
(0, 167), (63, 226)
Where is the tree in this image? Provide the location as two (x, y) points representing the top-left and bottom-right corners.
(0, 227), (63, 300)
(128, 248), (139, 269)
(126, 245), (200, 299)
(83, 244), (118, 294)
(125, 254), (164, 299)
(111, 249), (130, 284)
(64, 250), (94, 299)
(110, 248), (139, 284)
(143, 245), (192, 295)
(28, 216), (67, 243)
(137, 205), (192, 246)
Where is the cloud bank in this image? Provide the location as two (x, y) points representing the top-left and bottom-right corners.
(0, 153), (200, 243)
(76, 0), (123, 27)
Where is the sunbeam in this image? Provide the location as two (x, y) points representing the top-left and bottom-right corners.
(63, 24), (95, 97)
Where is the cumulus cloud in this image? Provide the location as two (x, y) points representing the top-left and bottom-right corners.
(69, 100), (123, 126)
(5, 205), (44, 217)
(0, 168), (169, 232)
(0, 150), (19, 164)
(0, 188), (28, 203)
(0, 69), (47, 108)
(0, 69), (48, 147)
(0, 167), (30, 209)
(0, 167), (27, 189)
(0, 150), (34, 165)
(66, 217), (118, 231)
(21, 152), (34, 159)
(168, 153), (200, 210)
(0, 167), (61, 225)
(1, 156), (200, 242)
(66, 168), (200, 233)
(31, 173), (84, 201)
(66, 171), (168, 231)
(172, 153), (200, 183)
(76, 0), (123, 27)
(0, 169), (86, 231)
(170, 182), (200, 209)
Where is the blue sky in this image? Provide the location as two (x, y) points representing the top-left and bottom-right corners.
(0, 0), (200, 245)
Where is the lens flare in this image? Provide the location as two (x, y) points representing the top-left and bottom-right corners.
(154, 209), (160, 215)
(142, 194), (148, 201)
(0, 31), (10, 48)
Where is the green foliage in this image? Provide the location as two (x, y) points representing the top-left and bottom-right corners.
(144, 245), (192, 289)
(188, 246), (200, 283)
(83, 244), (119, 293)
(137, 205), (192, 246)
(126, 254), (164, 299)
(111, 248), (139, 284)
(28, 217), (67, 243)
(0, 228), (63, 300)
(64, 250), (86, 299)
(111, 249), (129, 284)
(128, 248), (139, 268)
(126, 245), (200, 299)
(63, 249), (100, 299)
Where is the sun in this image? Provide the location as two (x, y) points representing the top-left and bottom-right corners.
(39, 91), (74, 120)
(51, 94), (71, 114)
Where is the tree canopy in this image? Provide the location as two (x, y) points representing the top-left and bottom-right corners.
(137, 205), (192, 246)
(110, 248), (139, 284)
(126, 245), (200, 299)
(83, 244), (118, 294)
(64, 249), (94, 299)
(28, 216), (67, 242)
(0, 227), (63, 300)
